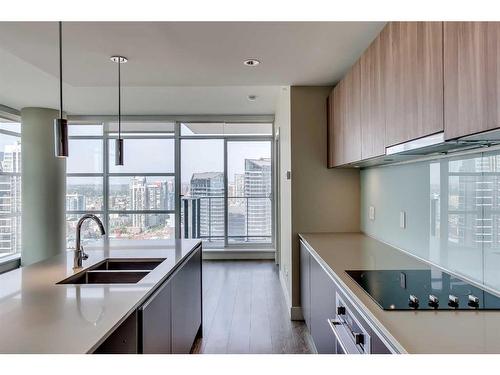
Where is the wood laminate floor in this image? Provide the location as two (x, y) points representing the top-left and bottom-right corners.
(192, 260), (313, 354)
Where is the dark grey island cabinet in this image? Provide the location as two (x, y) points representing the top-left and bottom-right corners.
(299, 240), (395, 354)
(94, 244), (202, 354)
(170, 245), (202, 353)
(139, 276), (173, 353)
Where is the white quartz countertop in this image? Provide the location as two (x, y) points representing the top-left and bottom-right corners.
(0, 239), (201, 354)
(299, 232), (500, 354)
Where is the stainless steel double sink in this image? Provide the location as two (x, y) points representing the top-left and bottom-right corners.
(58, 258), (166, 285)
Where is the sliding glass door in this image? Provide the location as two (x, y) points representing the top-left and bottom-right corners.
(227, 140), (272, 246)
(180, 139), (225, 248)
(179, 122), (274, 250)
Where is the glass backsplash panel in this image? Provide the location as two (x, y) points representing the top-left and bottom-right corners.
(360, 149), (500, 293)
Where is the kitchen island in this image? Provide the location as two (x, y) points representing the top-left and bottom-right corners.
(0, 239), (202, 354)
(300, 233), (500, 354)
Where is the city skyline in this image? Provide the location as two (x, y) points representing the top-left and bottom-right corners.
(183, 157), (272, 244)
(0, 139), (21, 255)
(0, 129), (274, 254)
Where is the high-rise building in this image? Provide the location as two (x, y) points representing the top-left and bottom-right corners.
(245, 158), (272, 241)
(66, 194), (86, 211)
(0, 141), (21, 254)
(166, 179), (175, 210)
(234, 173), (245, 197)
(190, 172), (224, 240)
(129, 177), (172, 230)
(130, 177), (147, 229)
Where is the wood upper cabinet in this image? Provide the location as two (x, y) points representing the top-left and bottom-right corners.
(328, 60), (362, 167)
(384, 22), (444, 146)
(344, 60), (362, 164)
(330, 81), (344, 167)
(444, 22), (500, 140)
(327, 89), (336, 167)
(360, 31), (387, 159)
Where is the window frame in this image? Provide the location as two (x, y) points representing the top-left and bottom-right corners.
(66, 116), (276, 251)
(178, 122), (275, 250)
(66, 121), (176, 245)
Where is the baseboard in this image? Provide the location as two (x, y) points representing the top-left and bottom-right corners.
(278, 270), (304, 321)
(290, 306), (304, 321)
(202, 250), (275, 260)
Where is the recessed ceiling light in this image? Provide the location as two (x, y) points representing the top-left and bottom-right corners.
(248, 95), (257, 101)
(243, 59), (261, 67)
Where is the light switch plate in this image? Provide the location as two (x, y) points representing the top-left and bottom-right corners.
(369, 206), (375, 221)
(400, 211), (406, 229)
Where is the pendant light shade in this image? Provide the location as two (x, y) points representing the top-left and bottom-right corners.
(54, 118), (68, 157)
(111, 55), (127, 166)
(115, 138), (124, 166)
(54, 21), (68, 158)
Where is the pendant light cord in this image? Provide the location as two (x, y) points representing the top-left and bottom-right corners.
(118, 58), (121, 140)
(59, 21), (63, 119)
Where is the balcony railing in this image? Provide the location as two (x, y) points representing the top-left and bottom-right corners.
(181, 196), (272, 244)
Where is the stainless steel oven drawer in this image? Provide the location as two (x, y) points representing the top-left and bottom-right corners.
(328, 291), (371, 354)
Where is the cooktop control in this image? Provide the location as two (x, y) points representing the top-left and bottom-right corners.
(345, 269), (500, 311)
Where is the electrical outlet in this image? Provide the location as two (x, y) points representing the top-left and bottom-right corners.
(369, 206), (375, 221)
(400, 211), (406, 229)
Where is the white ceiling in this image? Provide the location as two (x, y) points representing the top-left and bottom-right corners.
(0, 22), (385, 115)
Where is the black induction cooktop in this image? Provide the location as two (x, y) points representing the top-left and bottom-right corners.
(345, 269), (500, 310)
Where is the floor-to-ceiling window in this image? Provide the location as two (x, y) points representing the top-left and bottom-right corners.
(179, 122), (274, 249)
(66, 123), (105, 247)
(66, 121), (175, 248)
(66, 119), (274, 251)
(0, 119), (21, 257)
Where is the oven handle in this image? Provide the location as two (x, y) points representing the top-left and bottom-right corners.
(327, 319), (362, 354)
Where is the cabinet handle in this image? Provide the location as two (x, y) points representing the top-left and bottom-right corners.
(328, 319), (349, 354)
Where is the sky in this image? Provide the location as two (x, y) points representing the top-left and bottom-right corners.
(181, 140), (271, 184)
(65, 136), (270, 184)
(2, 121), (271, 185)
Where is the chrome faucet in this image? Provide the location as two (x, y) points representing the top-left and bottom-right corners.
(74, 214), (106, 269)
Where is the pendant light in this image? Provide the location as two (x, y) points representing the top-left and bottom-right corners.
(110, 55), (127, 165)
(54, 21), (68, 158)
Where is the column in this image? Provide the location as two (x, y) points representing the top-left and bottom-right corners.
(21, 107), (66, 265)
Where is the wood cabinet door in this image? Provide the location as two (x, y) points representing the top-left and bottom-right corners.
(444, 22), (500, 140)
(329, 61), (361, 167)
(331, 81), (345, 167)
(343, 60), (362, 164)
(385, 22), (444, 146)
(327, 89), (335, 168)
(360, 31), (387, 159)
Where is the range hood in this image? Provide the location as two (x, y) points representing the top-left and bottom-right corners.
(350, 128), (500, 168)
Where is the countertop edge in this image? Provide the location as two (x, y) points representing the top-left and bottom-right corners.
(85, 240), (202, 354)
(298, 233), (408, 354)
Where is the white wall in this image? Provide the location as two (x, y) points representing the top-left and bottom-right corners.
(275, 87), (292, 308)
